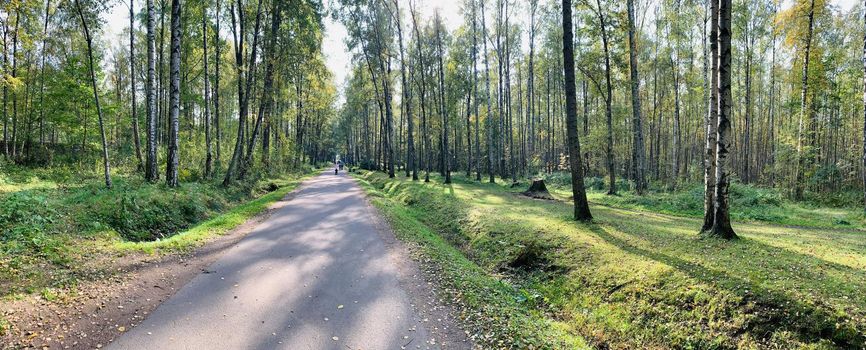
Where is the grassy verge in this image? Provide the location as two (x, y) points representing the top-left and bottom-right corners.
(357, 170), (866, 349)
(115, 174), (313, 253)
(0, 165), (316, 297)
(354, 173), (588, 349)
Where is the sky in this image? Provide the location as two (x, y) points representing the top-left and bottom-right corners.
(101, 0), (857, 102)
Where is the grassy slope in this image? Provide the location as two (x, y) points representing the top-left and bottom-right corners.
(357, 171), (866, 349)
(0, 166), (316, 299)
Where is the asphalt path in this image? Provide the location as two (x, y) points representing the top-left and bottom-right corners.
(108, 171), (448, 350)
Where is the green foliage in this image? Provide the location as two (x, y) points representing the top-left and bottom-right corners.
(0, 192), (66, 264)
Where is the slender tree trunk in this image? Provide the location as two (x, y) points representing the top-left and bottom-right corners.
(481, 0), (494, 183)
(2, 20), (7, 159)
(626, 0), (645, 194)
(710, 0), (736, 239)
(595, 0), (615, 195)
(435, 13), (451, 184)
(165, 0), (181, 187)
(129, 0), (144, 171)
(239, 0), (281, 180)
(672, 54), (681, 189)
(224, 0), (263, 185)
(10, 10), (19, 160)
(743, 19), (753, 184)
(527, 0), (537, 174)
(862, 0), (866, 212)
(37, 0), (51, 147)
(75, 0), (112, 189)
(203, 8), (212, 178)
(393, 0), (416, 180)
(562, 0), (592, 221)
(472, 0), (481, 181)
(794, 0), (815, 200)
(145, 0), (159, 181)
(214, 0), (222, 169)
(769, 15), (777, 187)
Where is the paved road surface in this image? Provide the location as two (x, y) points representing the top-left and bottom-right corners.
(109, 171), (451, 350)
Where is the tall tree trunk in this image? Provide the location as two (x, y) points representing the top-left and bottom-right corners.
(626, 0), (645, 194)
(165, 0), (181, 187)
(239, 0), (281, 180)
(472, 0), (481, 181)
(701, 0), (719, 232)
(10, 9), (19, 160)
(595, 0), (615, 195)
(672, 54), (681, 189)
(145, 0), (159, 181)
(392, 0), (416, 180)
(37, 0), (51, 147)
(2, 19), (8, 159)
(710, 0), (736, 239)
(562, 0), (592, 221)
(75, 0), (112, 189)
(435, 13), (451, 184)
(768, 4), (776, 187)
(794, 0), (815, 200)
(203, 7), (212, 178)
(224, 0), (263, 185)
(743, 18), (753, 184)
(129, 0), (144, 171)
(214, 0), (222, 169)
(862, 0), (866, 213)
(481, 0), (495, 183)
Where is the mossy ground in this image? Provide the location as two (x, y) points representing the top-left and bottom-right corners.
(356, 170), (866, 349)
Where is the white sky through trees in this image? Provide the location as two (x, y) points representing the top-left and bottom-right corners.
(101, 0), (857, 103)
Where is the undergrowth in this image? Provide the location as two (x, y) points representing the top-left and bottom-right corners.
(0, 164), (316, 297)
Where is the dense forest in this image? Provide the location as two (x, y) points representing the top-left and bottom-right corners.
(0, 0), (336, 185)
(333, 0), (866, 230)
(2, 0), (866, 348)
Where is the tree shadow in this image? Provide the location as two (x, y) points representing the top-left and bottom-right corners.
(585, 223), (865, 347)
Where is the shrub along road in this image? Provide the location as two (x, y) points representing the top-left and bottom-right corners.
(107, 171), (470, 349)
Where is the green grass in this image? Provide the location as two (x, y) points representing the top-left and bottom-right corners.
(357, 170), (866, 349)
(115, 176), (309, 253)
(0, 164), (316, 297)
(543, 173), (866, 230)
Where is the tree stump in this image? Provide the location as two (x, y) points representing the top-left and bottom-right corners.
(522, 179), (554, 200)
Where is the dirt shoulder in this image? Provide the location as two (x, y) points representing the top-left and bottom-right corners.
(0, 187), (306, 350)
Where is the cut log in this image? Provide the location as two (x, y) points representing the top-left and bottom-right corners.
(522, 179), (554, 200)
